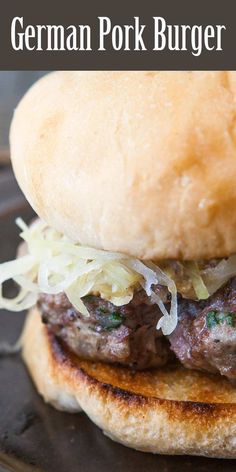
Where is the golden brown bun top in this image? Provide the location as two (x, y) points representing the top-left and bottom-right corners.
(10, 71), (236, 260)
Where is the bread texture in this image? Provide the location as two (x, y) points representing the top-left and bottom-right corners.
(10, 71), (236, 260)
(22, 307), (236, 458)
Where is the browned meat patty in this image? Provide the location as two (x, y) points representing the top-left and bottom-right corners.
(39, 277), (236, 378)
(39, 287), (173, 370)
(169, 278), (236, 380)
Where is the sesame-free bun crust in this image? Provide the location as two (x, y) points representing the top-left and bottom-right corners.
(10, 71), (236, 260)
(22, 307), (236, 458)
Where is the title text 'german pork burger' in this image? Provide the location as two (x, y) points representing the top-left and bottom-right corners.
(1, 71), (236, 457)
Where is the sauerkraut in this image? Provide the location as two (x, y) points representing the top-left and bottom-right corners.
(0, 218), (236, 336)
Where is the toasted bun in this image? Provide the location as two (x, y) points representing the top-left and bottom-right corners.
(10, 71), (236, 260)
(22, 307), (236, 458)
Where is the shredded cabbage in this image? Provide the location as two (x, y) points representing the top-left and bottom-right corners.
(0, 218), (178, 335)
(201, 256), (236, 295)
(183, 261), (209, 300)
(1, 218), (236, 336)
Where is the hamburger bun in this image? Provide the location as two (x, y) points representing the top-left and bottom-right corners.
(10, 71), (236, 261)
(22, 307), (236, 458)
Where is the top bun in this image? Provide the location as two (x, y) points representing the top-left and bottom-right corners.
(10, 71), (236, 260)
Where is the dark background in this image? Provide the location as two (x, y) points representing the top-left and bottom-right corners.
(0, 0), (236, 70)
(0, 72), (46, 156)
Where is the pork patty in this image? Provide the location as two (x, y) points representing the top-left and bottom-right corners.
(39, 277), (236, 378)
(39, 288), (173, 370)
(169, 278), (236, 380)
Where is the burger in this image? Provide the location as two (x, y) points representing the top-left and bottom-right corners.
(1, 71), (236, 458)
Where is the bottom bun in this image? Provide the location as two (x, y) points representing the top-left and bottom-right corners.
(22, 307), (236, 458)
